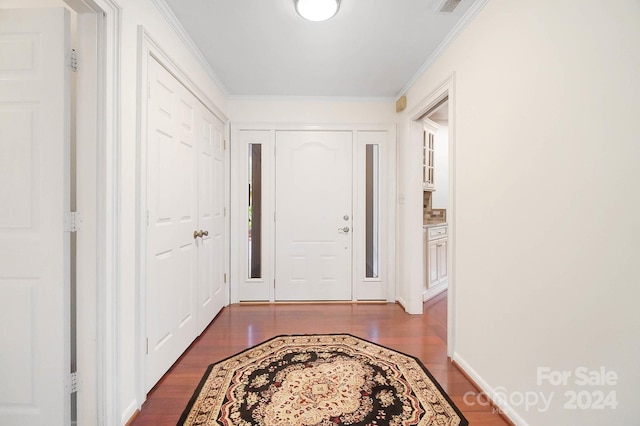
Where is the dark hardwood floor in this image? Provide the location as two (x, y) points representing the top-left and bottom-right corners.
(131, 292), (510, 425)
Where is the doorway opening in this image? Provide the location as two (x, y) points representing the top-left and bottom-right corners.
(409, 75), (456, 357)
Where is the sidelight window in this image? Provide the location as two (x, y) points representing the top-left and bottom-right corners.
(248, 144), (262, 279)
(365, 144), (379, 278)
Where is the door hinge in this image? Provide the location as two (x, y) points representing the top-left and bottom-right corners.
(224, 139), (227, 150)
(70, 49), (78, 72)
(146, 210), (150, 227)
(64, 212), (81, 232)
(224, 273), (227, 283)
(146, 338), (149, 355)
(224, 207), (227, 217)
(66, 371), (79, 394)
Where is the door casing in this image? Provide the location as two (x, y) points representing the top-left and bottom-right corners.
(408, 74), (457, 356)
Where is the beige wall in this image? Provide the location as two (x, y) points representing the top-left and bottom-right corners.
(228, 98), (394, 124)
(398, 0), (640, 423)
(114, 1), (227, 422)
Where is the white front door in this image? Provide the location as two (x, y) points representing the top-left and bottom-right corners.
(0, 8), (71, 425)
(275, 131), (353, 301)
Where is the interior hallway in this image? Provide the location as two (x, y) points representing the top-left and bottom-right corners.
(131, 292), (510, 425)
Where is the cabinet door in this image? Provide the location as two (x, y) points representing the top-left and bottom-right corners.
(423, 130), (435, 191)
(437, 239), (448, 283)
(428, 240), (439, 288)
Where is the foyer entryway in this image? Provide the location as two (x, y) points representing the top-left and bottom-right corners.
(232, 126), (394, 303)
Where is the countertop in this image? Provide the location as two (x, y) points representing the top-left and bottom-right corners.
(423, 222), (447, 228)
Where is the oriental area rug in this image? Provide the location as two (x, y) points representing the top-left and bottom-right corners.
(178, 334), (468, 426)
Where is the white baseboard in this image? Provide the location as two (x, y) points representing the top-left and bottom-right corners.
(422, 281), (447, 301)
(121, 399), (140, 426)
(452, 352), (529, 426)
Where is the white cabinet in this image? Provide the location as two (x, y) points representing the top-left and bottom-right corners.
(422, 120), (439, 191)
(423, 224), (448, 301)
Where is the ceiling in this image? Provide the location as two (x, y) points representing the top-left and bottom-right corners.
(159, 0), (479, 99)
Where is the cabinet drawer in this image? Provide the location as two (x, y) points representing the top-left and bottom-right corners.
(428, 226), (447, 240)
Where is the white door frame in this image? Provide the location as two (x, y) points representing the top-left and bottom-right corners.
(62, 0), (121, 424)
(135, 26), (230, 409)
(230, 123), (396, 304)
(408, 74), (457, 358)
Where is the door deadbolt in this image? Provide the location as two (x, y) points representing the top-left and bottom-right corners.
(343, 215), (350, 221)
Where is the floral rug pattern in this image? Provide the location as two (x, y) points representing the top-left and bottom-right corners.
(179, 334), (467, 426)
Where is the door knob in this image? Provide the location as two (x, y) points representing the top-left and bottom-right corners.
(338, 226), (350, 233)
(193, 230), (209, 239)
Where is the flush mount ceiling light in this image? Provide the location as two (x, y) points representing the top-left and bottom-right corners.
(294, 0), (341, 22)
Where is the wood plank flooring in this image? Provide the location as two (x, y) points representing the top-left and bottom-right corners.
(131, 292), (510, 425)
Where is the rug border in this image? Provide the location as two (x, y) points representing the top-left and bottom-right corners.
(177, 333), (469, 426)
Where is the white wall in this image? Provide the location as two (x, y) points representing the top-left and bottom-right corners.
(1, 1), (228, 423)
(399, 0), (640, 423)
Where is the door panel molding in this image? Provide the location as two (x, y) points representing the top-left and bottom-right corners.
(0, 8), (70, 425)
(136, 27), (229, 407)
(275, 131), (353, 301)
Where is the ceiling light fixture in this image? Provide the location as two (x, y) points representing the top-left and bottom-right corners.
(294, 0), (341, 22)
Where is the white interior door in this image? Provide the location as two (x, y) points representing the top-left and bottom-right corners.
(0, 8), (71, 425)
(146, 57), (199, 390)
(145, 56), (226, 390)
(275, 131), (353, 301)
(195, 103), (225, 333)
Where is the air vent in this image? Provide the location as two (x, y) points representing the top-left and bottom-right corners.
(435, 0), (462, 13)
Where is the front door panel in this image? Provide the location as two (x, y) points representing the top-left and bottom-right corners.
(275, 131), (352, 301)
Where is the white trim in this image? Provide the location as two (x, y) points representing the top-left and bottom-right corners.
(135, 25), (230, 410)
(452, 352), (526, 425)
(397, 0), (489, 98)
(228, 94), (397, 103)
(354, 129), (396, 301)
(409, 73), (457, 356)
(151, 0), (229, 96)
(98, 3), (121, 423)
(422, 281), (447, 301)
(63, 0), (121, 424)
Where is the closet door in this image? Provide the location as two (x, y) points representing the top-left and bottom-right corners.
(145, 57), (199, 390)
(195, 103), (225, 333)
(145, 56), (226, 391)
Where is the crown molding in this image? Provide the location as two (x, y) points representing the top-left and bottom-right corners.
(151, 0), (229, 96)
(397, 0), (490, 98)
(227, 94), (396, 103)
